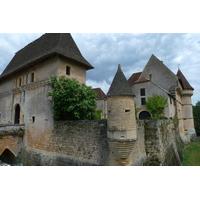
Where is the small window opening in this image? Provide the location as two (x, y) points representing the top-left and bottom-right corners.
(125, 109), (131, 113)
(140, 88), (145, 96)
(26, 74), (28, 84)
(66, 66), (70, 75)
(32, 116), (35, 123)
(19, 78), (22, 86)
(141, 98), (146, 105)
(31, 73), (34, 82)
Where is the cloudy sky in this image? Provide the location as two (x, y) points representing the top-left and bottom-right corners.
(0, 33), (199, 104)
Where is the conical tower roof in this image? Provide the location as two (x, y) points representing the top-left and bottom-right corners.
(177, 69), (194, 90)
(107, 64), (135, 97)
(0, 33), (93, 79)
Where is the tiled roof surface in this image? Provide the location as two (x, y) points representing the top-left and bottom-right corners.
(134, 76), (150, 84)
(177, 69), (194, 90)
(93, 88), (106, 100)
(107, 64), (135, 97)
(128, 72), (142, 87)
(0, 33), (93, 79)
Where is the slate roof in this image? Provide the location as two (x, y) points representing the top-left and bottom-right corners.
(140, 54), (177, 80)
(107, 64), (135, 97)
(128, 72), (142, 87)
(93, 88), (106, 100)
(177, 69), (194, 90)
(0, 33), (93, 79)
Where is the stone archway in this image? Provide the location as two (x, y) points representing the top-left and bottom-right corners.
(0, 148), (16, 165)
(14, 104), (20, 124)
(139, 111), (152, 119)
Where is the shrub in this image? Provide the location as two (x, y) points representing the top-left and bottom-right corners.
(146, 94), (168, 118)
(47, 76), (98, 120)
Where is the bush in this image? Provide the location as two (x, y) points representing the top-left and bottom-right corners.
(146, 94), (168, 118)
(47, 76), (98, 120)
(95, 110), (102, 120)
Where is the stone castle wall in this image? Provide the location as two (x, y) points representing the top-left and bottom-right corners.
(23, 120), (109, 166)
(23, 119), (183, 166)
(143, 120), (183, 165)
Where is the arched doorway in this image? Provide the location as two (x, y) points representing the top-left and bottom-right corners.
(15, 104), (20, 124)
(139, 111), (152, 119)
(0, 149), (16, 165)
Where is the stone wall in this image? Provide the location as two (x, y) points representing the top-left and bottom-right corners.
(23, 120), (109, 166)
(22, 119), (183, 166)
(143, 120), (184, 166)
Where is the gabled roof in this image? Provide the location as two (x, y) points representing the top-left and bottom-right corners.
(177, 69), (194, 90)
(128, 72), (142, 87)
(107, 64), (135, 97)
(93, 88), (106, 100)
(139, 54), (178, 91)
(0, 33), (93, 79)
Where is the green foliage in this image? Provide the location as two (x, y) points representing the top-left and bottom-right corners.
(146, 94), (168, 118)
(95, 110), (102, 120)
(193, 101), (200, 136)
(47, 76), (98, 120)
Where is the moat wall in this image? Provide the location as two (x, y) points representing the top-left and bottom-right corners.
(22, 119), (183, 166)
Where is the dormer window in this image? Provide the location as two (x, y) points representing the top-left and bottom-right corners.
(66, 66), (70, 75)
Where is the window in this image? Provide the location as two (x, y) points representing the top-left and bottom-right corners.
(32, 116), (35, 123)
(31, 73), (34, 82)
(141, 98), (146, 105)
(19, 78), (22, 86)
(26, 74), (28, 84)
(140, 88), (145, 96)
(66, 66), (70, 75)
(125, 109), (131, 113)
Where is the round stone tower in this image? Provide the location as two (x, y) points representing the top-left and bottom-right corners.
(177, 69), (197, 142)
(107, 64), (137, 165)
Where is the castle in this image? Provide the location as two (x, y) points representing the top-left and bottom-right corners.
(0, 33), (196, 165)
(128, 54), (196, 143)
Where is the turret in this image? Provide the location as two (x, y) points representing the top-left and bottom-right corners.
(177, 69), (196, 142)
(107, 64), (137, 165)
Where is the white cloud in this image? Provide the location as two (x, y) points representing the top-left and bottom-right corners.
(86, 79), (110, 94)
(1, 33), (200, 104)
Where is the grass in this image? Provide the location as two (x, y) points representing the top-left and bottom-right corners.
(182, 137), (200, 166)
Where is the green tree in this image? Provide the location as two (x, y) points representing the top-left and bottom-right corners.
(146, 94), (168, 118)
(193, 101), (200, 136)
(47, 76), (98, 120)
